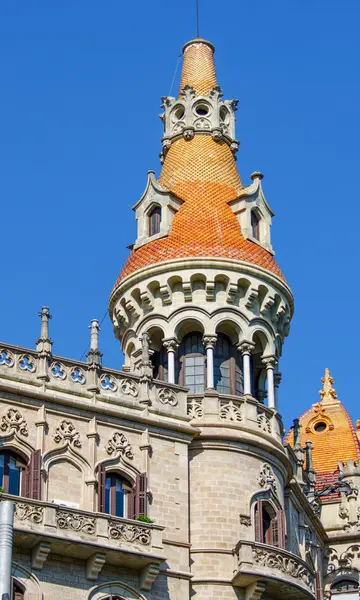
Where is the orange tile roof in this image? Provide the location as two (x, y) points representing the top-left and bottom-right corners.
(115, 40), (285, 286)
(286, 369), (360, 476)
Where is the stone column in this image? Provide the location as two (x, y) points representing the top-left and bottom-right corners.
(239, 342), (255, 395)
(262, 356), (277, 409)
(203, 335), (217, 390)
(274, 371), (282, 410)
(36, 306), (53, 382)
(86, 319), (102, 395)
(163, 339), (178, 384)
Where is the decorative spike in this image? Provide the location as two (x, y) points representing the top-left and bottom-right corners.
(319, 368), (338, 404)
(86, 319), (102, 367)
(36, 306), (52, 354)
(293, 418), (301, 449)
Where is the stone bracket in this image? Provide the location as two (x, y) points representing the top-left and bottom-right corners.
(86, 552), (106, 581)
(245, 581), (266, 600)
(140, 562), (161, 591)
(31, 541), (51, 570)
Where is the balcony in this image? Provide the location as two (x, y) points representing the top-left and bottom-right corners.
(4, 494), (165, 590)
(187, 392), (284, 447)
(233, 540), (315, 600)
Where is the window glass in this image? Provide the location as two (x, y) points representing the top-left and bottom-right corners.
(8, 456), (20, 496)
(105, 474), (129, 518)
(181, 333), (205, 393)
(251, 211), (260, 240)
(214, 335), (231, 394)
(0, 451), (21, 496)
(149, 206), (161, 236)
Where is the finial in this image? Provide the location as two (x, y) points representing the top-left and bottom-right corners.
(36, 306), (53, 353)
(305, 440), (314, 472)
(86, 319), (102, 366)
(293, 418), (301, 449)
(250, 171), (264, 181)
(319, 368), (338, 404)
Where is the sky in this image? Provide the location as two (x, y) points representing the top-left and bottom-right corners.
(1, 1), (359, 430)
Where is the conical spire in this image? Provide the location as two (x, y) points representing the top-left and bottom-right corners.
(319, 368), (339, 404)
(179, 38), (217, 96)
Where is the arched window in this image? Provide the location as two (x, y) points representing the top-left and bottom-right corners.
(254, 500), (285, 548)
(151, 348), (168, 381)
(148, 206), (161, 236)
(214, 334), (243, 395)
(11, 579), (25, 600)
(179, 333), (206, 393)
(331, 579), (359, 599)
(104, 473), (132, 518)
(251, 210), (260, 240)
(0, 450), (26, 496)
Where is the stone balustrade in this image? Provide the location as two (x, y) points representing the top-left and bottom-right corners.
(187, 392), (284, 445)
(3, 493), (165, 577)
(233, 540), (315, 599)
(0, 342), (188, 419)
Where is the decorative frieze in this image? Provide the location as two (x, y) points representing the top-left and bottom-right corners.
(108, 522), (151, 545)
(106, 431), (134, 459)
(100, 373), (117, 392)
(120, 378), (139, 397)
(0, 408), (28, 437)
(257, 413), (271, 433)
(50, 361), (66, 379)
(54, 419), (82, 448)
(0, 348), (14, 367)
(187, 397), (203, 419)
(157, 387), (178, 406)
(219, 399), (243, 422)
(56, 510), (96, 534)
(14, 503), (43, 524)
(18, 354), (36, 372)
(252, 547), (314, 591)
(258, 463), (277, 491)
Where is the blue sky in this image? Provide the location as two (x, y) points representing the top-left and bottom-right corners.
(1, 1), (359, 430)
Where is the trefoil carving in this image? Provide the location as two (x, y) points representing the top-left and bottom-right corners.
(0, 349), (14, 367)
(106, 432), (134, 460)
(18, 354), (36, 372)
(54, 419), (81, 448)
(120, 378), (139, 397)
(158, 387), (178, 407)
(1, 408), (29, 437)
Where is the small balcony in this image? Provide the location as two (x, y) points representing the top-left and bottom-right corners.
(233, 540), (315, 600)
(4, 494), (165, 589)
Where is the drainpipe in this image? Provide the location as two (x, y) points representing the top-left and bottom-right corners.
(0, 500), (14, 600)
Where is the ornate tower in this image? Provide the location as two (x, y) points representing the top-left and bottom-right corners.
(109, 38), (295, 598)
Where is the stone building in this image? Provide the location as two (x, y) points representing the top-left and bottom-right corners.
(0, 37), (359, 600)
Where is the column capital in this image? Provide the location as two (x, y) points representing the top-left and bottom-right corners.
(163, 338), (179, 352)
(262, 355), (277, 369)
(238, 341), (255, 356)
(203, 334), (217, 349)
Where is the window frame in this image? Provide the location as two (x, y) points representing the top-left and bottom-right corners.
(254, 500), (285, 549)
(178, 333), (206, 393)
(0, 450), (26, 496)
(148, 205), (162, 237)
(251, 210), (260, 240)
(105, 472), (132, 518)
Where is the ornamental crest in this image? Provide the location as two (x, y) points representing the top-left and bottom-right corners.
(54, 419), (81, 448)
(106, 431), (134, 460)
(258, 463), (277, 491)
(0, 408), (28, 437)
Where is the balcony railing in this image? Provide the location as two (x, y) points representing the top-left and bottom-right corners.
(233, 540), (315, 599)
(3, 494), (165, 575)
(187, 393), (284, 445)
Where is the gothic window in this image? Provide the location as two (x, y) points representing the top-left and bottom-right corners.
(254, 500), (285, 548)
(179, 333), (206, 393)
(151, 348), (168, 381)
(148, 206), (161, 236)
(105, 473), (132, 518)
(214, 334), (243, 395)
(251, 210), (260, 240)
(98, 467), (148, 519)
(0, 450), (26, 496)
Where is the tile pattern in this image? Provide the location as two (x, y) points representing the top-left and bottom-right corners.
(117, 136), (285, 283)
(179, 40), (217, 96)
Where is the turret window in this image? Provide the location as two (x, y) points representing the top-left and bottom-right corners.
(180, 333), (206, 393)
(149, 206), (161, 236)
(251, 210), (260, 240)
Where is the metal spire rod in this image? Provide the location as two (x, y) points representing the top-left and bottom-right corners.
(196, 0), (200, 38)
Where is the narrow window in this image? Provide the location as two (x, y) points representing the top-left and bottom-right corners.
(104, 473), (132, 518)
(179, 333), (205, 393)
(0, 450), (24, 496)
(251, 211), (260, 240)
(254, 500), (285, 548)
(214, 334), (231, 394)
(148, 206), (161, 236)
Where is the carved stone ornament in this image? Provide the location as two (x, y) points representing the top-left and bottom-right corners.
(219, 400), (243, 422)
(258, 463), (277, 491)
(106, 431), (134, 460)
(0, 408), (29, 437)
(158, 387), (178, 407)
(108, 522), (151, 545)
(50, 361), (66, 379)
(18, 354), (36, 372)
(0, 349), (15, 367)
(240, 514), (251, 527)
(325, 544), (360, 573)
(257, 413), (271, 433)
(120, 378), (139, 397)
(187, 398), (203, 419)
(54, 419), (81, 448)
(100, 373), (117, 392)
(56, 510), (96, 534)
(14, 503), (44, 524)
(252, 547), (314, 591)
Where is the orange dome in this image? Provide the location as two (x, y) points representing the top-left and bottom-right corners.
(286, 369), (360, 487)
(116, 40), (285, 285)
